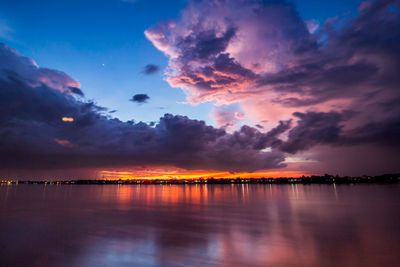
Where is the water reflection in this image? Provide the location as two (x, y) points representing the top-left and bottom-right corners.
(0, 184), (399, 266)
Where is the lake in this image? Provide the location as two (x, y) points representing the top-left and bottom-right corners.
(1, 184), (399, 266)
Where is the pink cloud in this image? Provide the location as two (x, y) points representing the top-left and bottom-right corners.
(211, 104), (245, 130)
(0, 43), (80, 94)
(145, 0), (400, 175)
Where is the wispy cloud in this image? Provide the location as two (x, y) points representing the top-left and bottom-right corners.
(143, 64), (160, 75)
(0, 21), (13, 40)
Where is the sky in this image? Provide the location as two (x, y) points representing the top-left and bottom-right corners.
(0, 0), (399, 179)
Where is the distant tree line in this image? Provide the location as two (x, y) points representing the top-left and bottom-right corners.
(2, 173), (399, 185)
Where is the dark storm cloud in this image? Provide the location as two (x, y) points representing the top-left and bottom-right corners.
(342, 116), (400, 147)
(0, 79), (286, 172)
(261, 0), (400, 107)
(279, 112), (345, 153)
(179, 27), (236, 60)
(260, 62), (380, 107)
(0, 43), (288, 172)
(69, 86), (84, 96)
(253, 120), (292, 150)
(166, 25), (257, 93)
(279, 110), (400, 154)
(130, 94), (150, 103)
(143, 64), (160, 75)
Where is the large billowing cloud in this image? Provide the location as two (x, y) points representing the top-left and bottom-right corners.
(0, 43), (289, 173)
(145, 0), (399, 111)
(145, 0), (400, 174)
(144, 0), (316, 105)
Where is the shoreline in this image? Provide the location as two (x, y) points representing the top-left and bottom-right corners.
(2, 174), (399, 185)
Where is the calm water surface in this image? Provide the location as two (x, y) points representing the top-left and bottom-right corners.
(1, 184), (399, 266)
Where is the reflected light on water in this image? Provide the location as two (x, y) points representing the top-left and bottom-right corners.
(0, 184), (399, 266)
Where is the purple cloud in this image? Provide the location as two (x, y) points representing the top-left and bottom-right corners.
(130, 94), (150, 103)
(143, 64), (160, 75)
(144, 0), (400, 175)
(145, 0), (315, 104)
(0, 43), (289, 173)
(145, 0), (400, 119)
(211, 103), (244, 129)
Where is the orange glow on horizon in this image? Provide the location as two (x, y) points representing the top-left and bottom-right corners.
(98, 168), (308, 180)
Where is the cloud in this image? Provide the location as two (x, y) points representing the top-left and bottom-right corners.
(143, 64), (160, 75)
(130, 94), (150, 103)
(145, 0), (400, 174)
(0, 43), (288, 173)
(69, 86), (84, 96)
(145, 0), (315, 105)
(145, 0), (400, 117)
(305, 19), (320, 34)
(54, 139), (76, 148)
(0, 21), (13, 40)
(211, 103), (244, 129)
(0, 43), (80, 92)
(279, 111), (345, 153)
(278, 110), (400, 154)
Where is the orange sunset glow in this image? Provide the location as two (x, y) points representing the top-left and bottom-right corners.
(98, 168), (307, 180)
